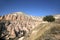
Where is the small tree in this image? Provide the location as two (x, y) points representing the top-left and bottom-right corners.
(43, 15), (55, 22)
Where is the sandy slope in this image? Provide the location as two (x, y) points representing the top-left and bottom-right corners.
(25, 23), (60, 40)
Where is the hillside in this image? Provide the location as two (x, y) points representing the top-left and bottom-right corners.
(25, 23), (60, 40)
(0, 12), (60, 40)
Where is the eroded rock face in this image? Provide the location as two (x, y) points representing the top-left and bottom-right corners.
(0, 12), (42, 40)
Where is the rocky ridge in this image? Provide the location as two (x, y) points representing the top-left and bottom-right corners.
(0, 12), (43, 40)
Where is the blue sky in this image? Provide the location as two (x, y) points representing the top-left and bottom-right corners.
(0, 0), (60, 16)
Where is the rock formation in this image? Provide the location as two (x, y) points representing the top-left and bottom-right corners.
(0, 12), (43, 40)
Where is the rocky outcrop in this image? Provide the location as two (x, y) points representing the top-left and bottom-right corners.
(0, 12), (43, 40)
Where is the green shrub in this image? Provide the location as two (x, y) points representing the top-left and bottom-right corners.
(43, 15), (55, 22)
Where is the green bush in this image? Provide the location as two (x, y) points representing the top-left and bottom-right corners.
(43, 15), (55, 22)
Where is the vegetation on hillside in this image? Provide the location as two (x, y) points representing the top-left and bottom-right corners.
(36, 25), (60, 40)
(43, 15), (55, 22)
